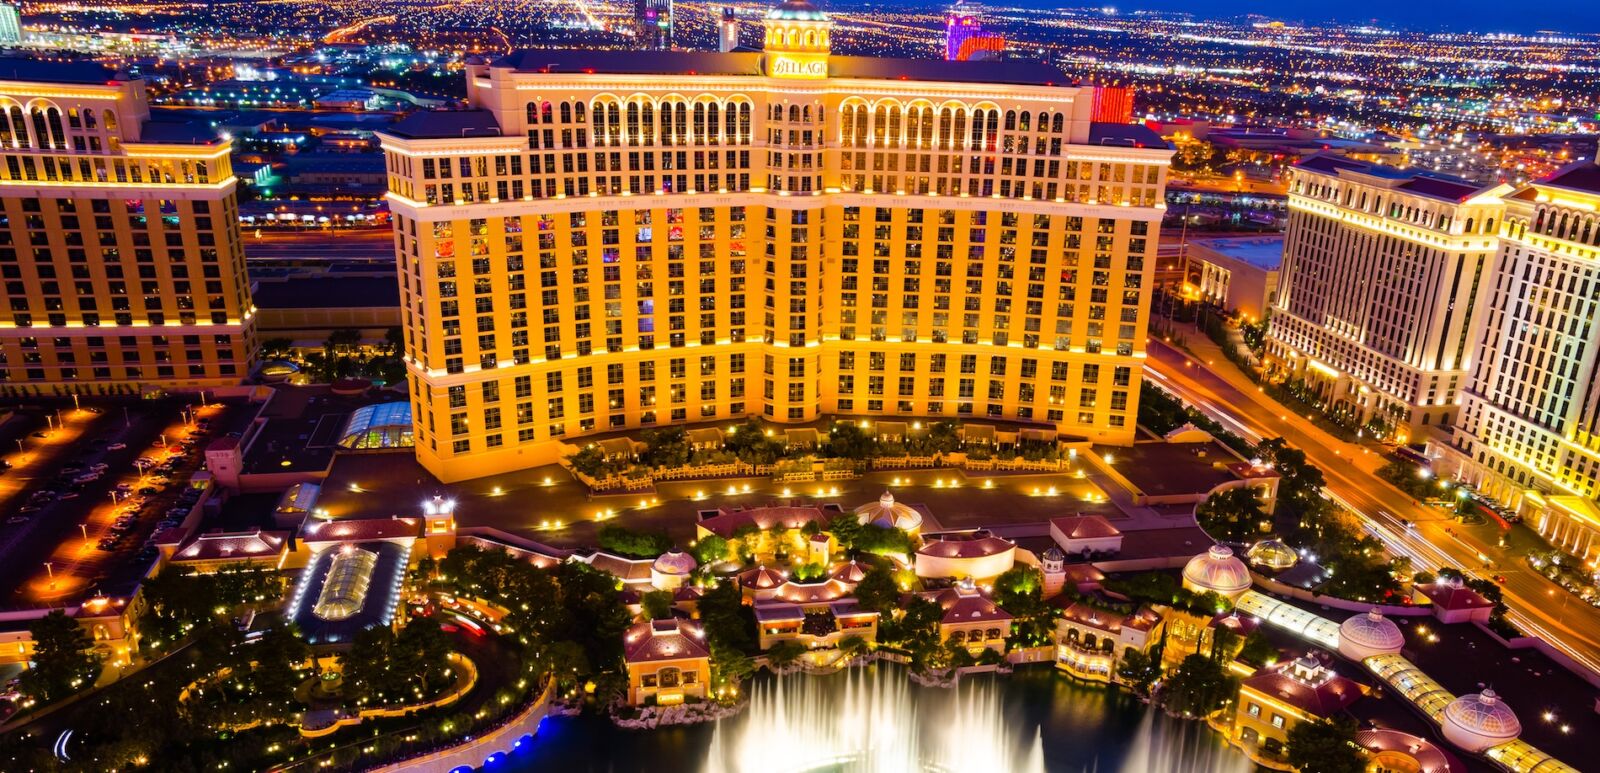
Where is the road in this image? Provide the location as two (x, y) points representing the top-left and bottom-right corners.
(240, 228), (395, 264)
(1142, 332), (1600, 673)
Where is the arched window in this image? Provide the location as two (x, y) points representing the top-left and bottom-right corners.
(540, 101), (553, 124)
(526, 102), (538, 125)
(559, 102), (572, 123)
(949, 630), (966, 645)
(1052, 113), (1064, 133)
(574, 102), (586, 122)
(102, 109), (117, 132)
(1018, 111), (1031, 132)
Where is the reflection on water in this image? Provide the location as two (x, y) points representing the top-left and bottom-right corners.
(500, 665), (1252, 773)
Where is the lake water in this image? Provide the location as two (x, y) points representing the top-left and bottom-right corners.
(498, 664), (1256, 773)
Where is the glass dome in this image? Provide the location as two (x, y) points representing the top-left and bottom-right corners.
(338, 402), (414, 449)
(1246, 538), (1298, 570)
(1182, 545), (1252, 598)
(854, 490), (923, 532)
(1442, 689), (1521, 752)
(1338, 608), (1405, 660)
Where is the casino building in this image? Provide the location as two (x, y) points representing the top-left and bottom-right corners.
(0, 60), (256, 395)
(378, 0), (1172, 482)
(1264, 155), (1506, 444)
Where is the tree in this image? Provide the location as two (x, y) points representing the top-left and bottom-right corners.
(326, 327), (362, 354)
(1161, 654), (1237, 717)
(382, 326), (405, 357)
(765, 640), (806, 669)
(1196, 486), (1268, 542)
(640, 589), (675, 620)
(853, 564), (900, 616)
(19, 610), (101, 704)
(827, 511), (864, 551)
(1236, 630), (1279, 668)
(1286, 717), (1365, 773)
(692, 535), (729, 565)
(838, 634), (870, 660)
(596, 524), (671, 558)
(993, 566), (1054, 647)
(260, 338), (295, 359)
(1116, 649), (1160, 694)
(853, 524), (913, 556)
(540, 640), (591, 690)
(826, 423), (878, 461)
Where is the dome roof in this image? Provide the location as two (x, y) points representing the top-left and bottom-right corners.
(855, 490), (923, 532)
(1182, 545), (1252, 597)
(1041, 546), (1065, 563)
(1246, 539), (1298, 570)
(765, 0), (829, 22)
(1338, 608), (1405, 660)
(1442, 690), (1521, 752)
(652, 549), (698, 577)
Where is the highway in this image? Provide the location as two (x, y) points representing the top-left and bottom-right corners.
(241, 228), (396, 264)
(1142, 333), (1600, 675)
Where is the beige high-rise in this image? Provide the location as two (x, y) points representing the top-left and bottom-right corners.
(0, 60), (255, 396)
(379, 0), (1172, 483)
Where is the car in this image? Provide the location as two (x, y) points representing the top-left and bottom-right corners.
(115, 483), (133, 492)
(61, 465), (84, 474)
(1493, 574), (1508, 584)
(59, 491), (80, 500)
(138, 486), (159, 496)
(30, 431), (48, 438)
(6, 516), (27, 525)
(97, 540), (116, 551)
(18, 505), (40, 515)
(90, 463), (108, 472)
(107, 442), (127, 451)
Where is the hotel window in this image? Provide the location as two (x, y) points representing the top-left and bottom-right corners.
(1247, 703), (1260, 718)
(1270, 714), (1285, 729)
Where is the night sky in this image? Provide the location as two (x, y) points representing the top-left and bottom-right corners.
(1020, 1), (1600, 34)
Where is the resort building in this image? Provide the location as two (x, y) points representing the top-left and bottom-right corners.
(754, 598), (878, 650)
(624, 617), (711, 706)
(1264, 154), (1505, 443)
(376, 0), (1173, 482)
(1231, 656), (1363, 768)
(920, 578), (1012, 654)
(1434, 162), (1600, 560)
(1053, 601), (1161, 683)
(0, 59), (257, 396)
(913, 529), (1017, 581)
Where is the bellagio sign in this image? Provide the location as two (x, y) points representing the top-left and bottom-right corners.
(768, 55), (828, 79)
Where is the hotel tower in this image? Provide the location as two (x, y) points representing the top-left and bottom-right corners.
(0, 60), (255, 396)
(1264, 155), (1505, 443)
(1439, 162), (1600, 561)
(379, 0), (1173, 483)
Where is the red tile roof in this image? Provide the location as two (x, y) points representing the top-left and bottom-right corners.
(300, 516), (422, 545)
(1353, 729), (1464, 773)
(173, 528), (290, 563)
(923, 585), (1014, 626)
(1415, 581), (1495, 610)
(624, 618), (709, 663)
(698, 505), (826, 539)
(1241, 658), (1362, 718)
(1050, 514), (1123, 540)
(916, 531), (1015, 559)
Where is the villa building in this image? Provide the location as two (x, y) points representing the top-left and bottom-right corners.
(624, 617), (711, 706)
(0, 59), (257, 396)
(1264, 154), (1505, 443)
(1053, 601), (1161, 683)
(920, 579), (1012, 654)
(754, 598), (878, 650)
(376, 0), (1172, 482)
(1231, 656), (1364, 768)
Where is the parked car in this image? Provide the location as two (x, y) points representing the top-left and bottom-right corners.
(107, 442), (127, 451)
(6, 516), (27, 525)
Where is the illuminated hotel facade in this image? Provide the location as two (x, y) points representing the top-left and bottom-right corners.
(1264, 155), (1504, 443)
(0, 60), (255, 396)
(1437, 162), (1600, 561)
(379, 0), (1172, 483)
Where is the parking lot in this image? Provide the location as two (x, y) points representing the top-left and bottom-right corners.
(0, 398), (252, 608)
